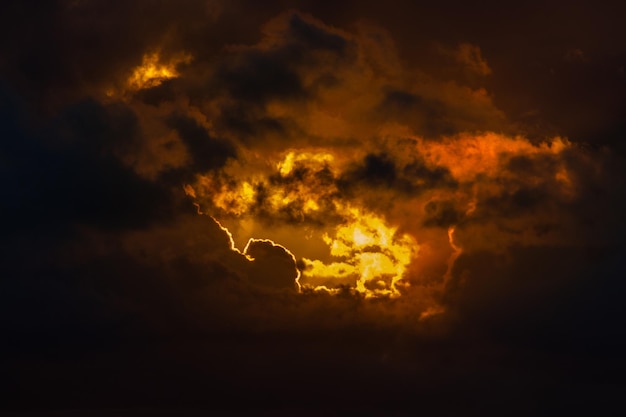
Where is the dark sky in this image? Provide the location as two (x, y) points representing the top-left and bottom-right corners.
(1, 1), (626, 415)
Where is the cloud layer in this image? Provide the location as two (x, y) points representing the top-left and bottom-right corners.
(1, 1), (625, 413)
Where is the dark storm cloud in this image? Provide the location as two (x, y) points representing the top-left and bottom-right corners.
(245, 239), (300, 290)
(444, 244), (626, 358)
(215, 102), (290, 143)
(378, 90), (461, 137)
(0, 210), (303, 356)
(287, 0), (626, 150)
(346, 153), (398, 187)
(339, 152), (457, 196)
(1, 91), (174, 234)
(451, 143), (626, 247)
(422, 200), (461, 228)
(199, 11), (357, 146)
(466, 153), (565, 221)
(134, 78), (179, 106)
(195, 8), (508, 147)
(215, 51), (305, 104)
(1, 56), (303, 409)
(166, 113), (236, 173)
(209, 11), (351, 103)
(2, 1), (626, 414)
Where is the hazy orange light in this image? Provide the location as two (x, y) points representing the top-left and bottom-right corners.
(443, 226), (462, 286)
(420, 133), (570, 181)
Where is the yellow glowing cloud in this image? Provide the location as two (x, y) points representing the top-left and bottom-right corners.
(127, 50), (191, 91)
(187, 133), (574, 300)
(190, 149), (343, 221)
(277, 150), (336, 176)
(302, 207), (418, 298)
(190, 176), (257, 217)
(191, 148), (419, 297)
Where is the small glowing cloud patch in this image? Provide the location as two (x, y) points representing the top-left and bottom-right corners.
(127, 51), (191, 91)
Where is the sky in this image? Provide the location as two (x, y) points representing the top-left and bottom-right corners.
(1, 0), (626, 415)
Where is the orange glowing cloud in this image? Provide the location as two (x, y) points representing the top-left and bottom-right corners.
(417, 133), (570, 182)
(301, 206), (418, 297)
(185, 129), (578, 304)
(127, 50), (191, 91)
(104, 50), (192, 98)
(109, 11), (586, 313)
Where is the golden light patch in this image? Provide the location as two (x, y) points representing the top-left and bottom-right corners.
(302, 207), (418, 298)
(192, 150), (343, 221)
(215, 181), (256, 216)
(277, 150), (335, 176)
(127, 51), (191, 91)
(190, 177), (257, 217)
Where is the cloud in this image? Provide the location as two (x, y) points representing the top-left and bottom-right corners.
(1, 94), (176, 235)
(2, 1), (621, 317)
(2, 3), (626, 412)
(131, 9), (619, 305)
(339, 151), (458, 196)
(165, 113), (236, 174)
(452, 43), (492, 76)
(245, 239), (300, 290)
